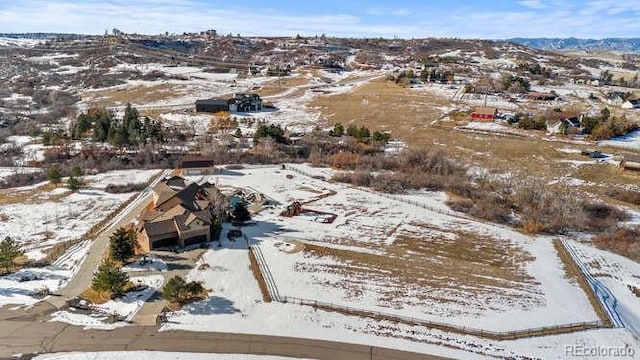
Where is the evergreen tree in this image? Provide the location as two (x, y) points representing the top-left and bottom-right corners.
(91, 259), (129, 298)
(163, 275), (187, 303)
(70, 166), (83, 178)
(232, 202), (251, 224)
(73, 113), (92, 139)
(332, 123), (344, 137)
(67, 175), (81, 191)
(48, 165), (62, 187)
(0, 236), (23, 273)
(109, 227), (136, 262)
(346, 124), (358, 137)
(163, 275), (205, 304)
(357, 126), (370, 140)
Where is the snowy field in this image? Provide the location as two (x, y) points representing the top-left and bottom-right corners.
(599, 129), (640, 151)
(34, 352), (315, 360)
(160, 164), (638, 358)
(0, 169), (160, 260)
(565, 240), (640, 338)
(0, 240), (90, 307)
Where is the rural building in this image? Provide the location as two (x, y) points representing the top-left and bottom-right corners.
(622, 99), (640, 109)
(525, 92), (558, 101)
(136, 177), (227, 252)
(195, 93), (263, 113)
(607, 92), (627, 107)
(178, 156), (217, 176)
(229, 93), (262, 112)
(471, 107), (498, 121)
(195, 98), (229, 113)
(547, 116), (582, 135)
(620, 156), (640, 171)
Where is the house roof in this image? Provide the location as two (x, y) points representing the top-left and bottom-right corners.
(174, 210), (212, 232)
(181, 156), (216, 169)
(152, 181), (177, 206)
(195, 98), (229, 106)
(472, 107), (498, 116)
(165, 175), (187, 190)
(176, 183), (203, 212)
(144, 219), (178, 238)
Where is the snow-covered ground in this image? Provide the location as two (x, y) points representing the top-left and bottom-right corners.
(0, 169), (159, 260)
(0, 240), (90, 307)
(600, 129), (640, 151)
(565, 240), (640, 338)
(160, 164), (633, 358)
(51, 275), (163, 330)
(34, 352), (314, 360)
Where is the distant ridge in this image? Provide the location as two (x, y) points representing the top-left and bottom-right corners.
(508, 37), (640, 52)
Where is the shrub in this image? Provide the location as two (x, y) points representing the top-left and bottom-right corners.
(594, 226), (640, 262)
(329, 153), (360, 170)
(607, 189), (640, 206)
(105, 183), (147, 194)
(163, 275), (206, 304)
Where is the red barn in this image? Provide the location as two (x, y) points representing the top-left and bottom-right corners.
(471, 107), (498, 121)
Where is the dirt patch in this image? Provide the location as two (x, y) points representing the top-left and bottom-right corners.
(248, 248), (272, 302)
(83, 83), (183, 107)
(0, 183), (62, 205)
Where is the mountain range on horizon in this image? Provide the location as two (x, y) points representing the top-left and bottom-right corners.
(507, 37), (640, 52)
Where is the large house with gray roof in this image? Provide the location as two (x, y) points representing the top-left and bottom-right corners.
(136, 176), (227, 252)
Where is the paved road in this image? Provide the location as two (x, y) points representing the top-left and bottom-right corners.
(0, 320), (450, 360)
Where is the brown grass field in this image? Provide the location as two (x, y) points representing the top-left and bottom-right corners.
(83, 83), (185, 107)
(310, 78), (640, 194)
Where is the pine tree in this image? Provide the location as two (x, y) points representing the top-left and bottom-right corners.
(163, 275), (205, 304)
(109, 227), (136, 262)
(163, 275), (187, 303)
(67, 175), (81, 191)
(91, 259), (129, 298)
(0, 236), (23, 273)
(332, 123), (344, 137)
(48, 166), (62, 187)
(232, 202), (251, 224)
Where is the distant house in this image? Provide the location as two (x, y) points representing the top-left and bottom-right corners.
(137, 177), (227, 252)
(547, 116), (583, 135)
(525, 92), (558, 101)
(471, 107), (498, 121)
(607, 92), (627, 107)
(229, 93), (262, 112)
(620, 156), (640, 172)
(196, 93), (263, 113)
(195, 98), (229, 113)
(622, 99), (640, 109)
(179, 156), (217, 176)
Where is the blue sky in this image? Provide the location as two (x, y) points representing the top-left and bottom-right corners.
(1, 0), (640, 38)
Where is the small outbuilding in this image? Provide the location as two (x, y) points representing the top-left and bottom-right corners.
(620, 156), (640, 171)
(195, 98), (230, 113)
(471, 107), (498, 121)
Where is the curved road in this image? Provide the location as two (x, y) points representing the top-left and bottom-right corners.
(0, 315), (449, 360)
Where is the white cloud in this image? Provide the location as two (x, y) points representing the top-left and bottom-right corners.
(519, 0), (546, 9)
